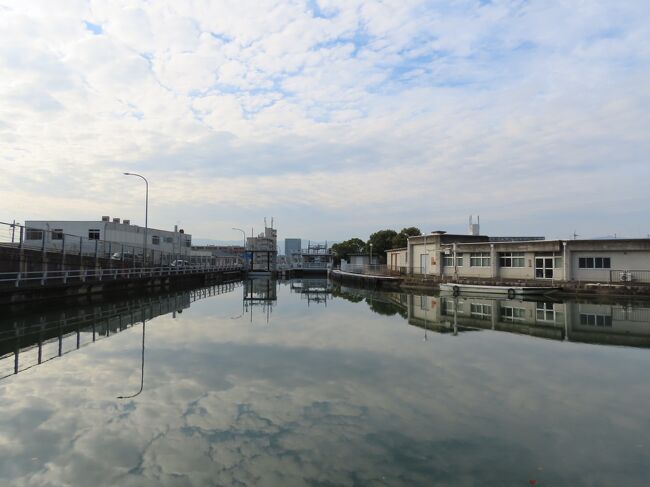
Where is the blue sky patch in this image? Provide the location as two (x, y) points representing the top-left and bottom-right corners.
(83, 21), (102, 35)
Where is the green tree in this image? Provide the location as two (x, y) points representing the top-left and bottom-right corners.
(331, 238), (366, 263)
(367, 229), (398, 263)
(392, 227), (422, 248)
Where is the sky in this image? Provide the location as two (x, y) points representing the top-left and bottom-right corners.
(0, 0), (649, 244)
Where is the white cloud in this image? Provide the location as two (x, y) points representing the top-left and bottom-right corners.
(0, 0), (648, 240)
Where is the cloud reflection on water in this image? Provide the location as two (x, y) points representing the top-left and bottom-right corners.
(0, 282), (648, 486)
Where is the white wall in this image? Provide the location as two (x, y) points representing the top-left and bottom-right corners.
(571, 251), (650, 282)
(24, 220), (191, 257)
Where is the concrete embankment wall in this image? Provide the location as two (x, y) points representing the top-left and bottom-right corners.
(329, 270), (402, 290)
(331, 270), (650, 299)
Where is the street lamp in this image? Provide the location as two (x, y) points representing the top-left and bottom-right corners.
(124, 172), (148, 265)
(369, 243), (373, 265)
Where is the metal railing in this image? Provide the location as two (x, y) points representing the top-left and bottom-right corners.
(339, 263), (402, 276)
(0, 220), (195, 267)
(0, 263), (242, 288)
(609, 270), (650, 284)
(302, 262), (332, 269)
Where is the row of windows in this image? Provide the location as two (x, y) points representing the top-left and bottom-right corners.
(470, 252), (491, 267)
(442, 255), (464, 267)
(26, 228), (188, 246)
(470, 303), (492, 319)
(439, 253), (608, 270)
(578, 257), (611, 269)
(501, 306), (526, 321)
(579, 314), (613, 327)
(536, 302), (557, 322)
(499, 252), (526, 268)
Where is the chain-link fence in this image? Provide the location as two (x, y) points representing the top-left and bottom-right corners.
(0, 220), (194, 268)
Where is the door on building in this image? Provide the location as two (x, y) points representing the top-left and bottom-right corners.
(420, 254), (429, 274)
(535, 257), (554, 279)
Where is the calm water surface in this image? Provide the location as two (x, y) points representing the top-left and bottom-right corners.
(1, 279), (649, 486)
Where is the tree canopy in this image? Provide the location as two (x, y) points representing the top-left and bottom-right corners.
(367, 229), (398, 262)
(331, 238), (366, 263)
(392, 227), (422, 248)
(330, 226), (421, 264)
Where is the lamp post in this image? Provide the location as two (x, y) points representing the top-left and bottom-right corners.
(369, 243), (373, 269)
(117, 319), (146, 399)
(124, 172), (148, 265)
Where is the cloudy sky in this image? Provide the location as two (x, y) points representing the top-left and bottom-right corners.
(1, 0), (649, 242)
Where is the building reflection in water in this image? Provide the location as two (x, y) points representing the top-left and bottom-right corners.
(331, 285), (650, 348)
(289, 278), (332, 307)
(407, 292), (650, 348)
(4, 280), (649, 385)
(243, 278), (278, 324)
(0, 281), (242, 382)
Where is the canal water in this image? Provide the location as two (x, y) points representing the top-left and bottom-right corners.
(1, 279), (649, 486)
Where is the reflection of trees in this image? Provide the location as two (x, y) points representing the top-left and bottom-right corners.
(333, 285), (408, 317)
(365, 298), (399, 316)
(331, 288), (364, 303)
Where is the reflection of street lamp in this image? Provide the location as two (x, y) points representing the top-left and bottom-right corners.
(124, 172), (149, 264)
(117, 320), (146, 399)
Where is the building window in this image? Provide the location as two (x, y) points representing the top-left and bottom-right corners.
(185, 240), (191, 248)
(578, 257), (611, 269)
(152, 235), (160, 245)
(164, 236), (173, 243)
(501, 306), (526, 322)
(470, 253), (490, 267)
(579, 314), (612, 327)
(499, 252), (525, 268)
(443, 254), (464, 267)
(52, 229), (63, 240)
(536, 302), (556, 322)
(443, 300), (463, 314)
(470, 303), (492, 320)
(88, 229), (100, 240)
(25, 229), (43, 240)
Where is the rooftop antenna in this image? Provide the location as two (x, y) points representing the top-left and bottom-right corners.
(573, 231), (580, 240)
(468, 215), (480, 236)
(271, 217), (274, 229)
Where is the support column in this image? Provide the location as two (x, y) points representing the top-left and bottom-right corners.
(490, 244), (497, 280)
(563, 241), (570, 282)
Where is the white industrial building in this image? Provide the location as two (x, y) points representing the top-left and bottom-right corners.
(24, 216), (191, 259)
(387, 232), (650, 284)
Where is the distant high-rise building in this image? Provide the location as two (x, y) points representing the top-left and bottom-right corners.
(284, 238), (301, 258)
